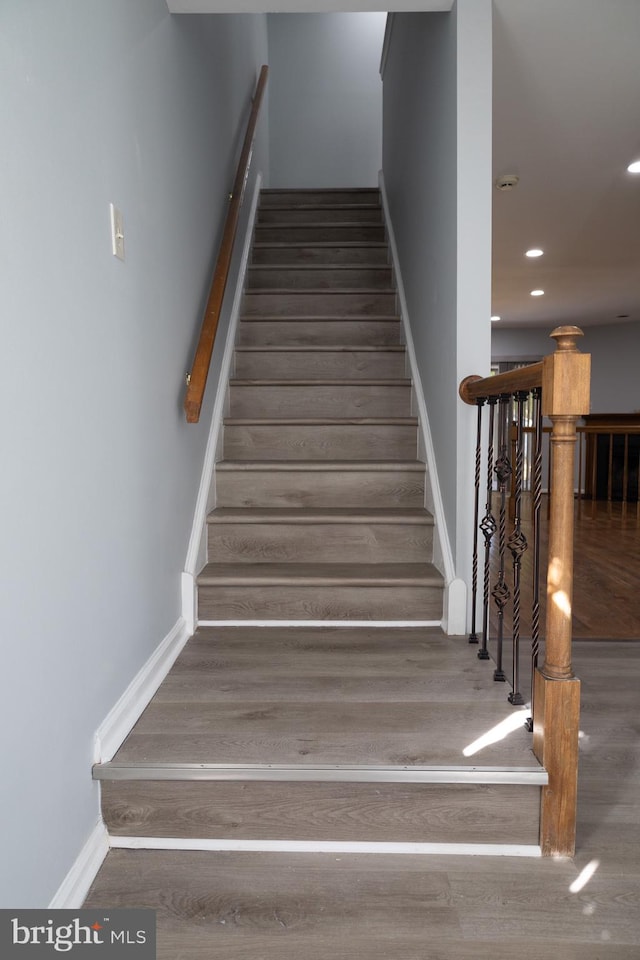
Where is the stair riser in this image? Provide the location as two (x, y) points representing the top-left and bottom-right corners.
(238, 320), (401, 347)
(101, 780), (540, 845)
(207, 522), (433, 563)
(215, 469), (425, 508)
(255, 224), (385, 243)
(223, 424), (418, 461)
(247, 267), (393, 290)
(252, 245), (389, 266)
(260, 190), (380, 207)
(242, 291), (397, 318)
(234, 349), (406, 380)
(197, 583), (443, 620)
(258, 207), (383, 224)
(228, 385), (411, 419)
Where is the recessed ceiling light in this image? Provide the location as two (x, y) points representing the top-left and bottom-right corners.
(627, 160), (640, 173)
(526, 248), (544, 258)
(530, 289), (545, 297)
(495, 174), (519, 191)
(491, 315), (501, 322)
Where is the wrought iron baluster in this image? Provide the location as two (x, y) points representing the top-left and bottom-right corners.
(507, 391), (529, 705)
(469, 399), (485, 643)
(526, 386), (543, 731)
(478, 397), (498, 660)
(492, 394), (512, 682)
(623, 434), (630, 506)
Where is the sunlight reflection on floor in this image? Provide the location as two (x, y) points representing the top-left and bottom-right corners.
(462, 708), (530, 757)
(570, 858), (600, 893)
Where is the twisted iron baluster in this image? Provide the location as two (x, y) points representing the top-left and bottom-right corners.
(507, 391), (529, 705)
(478, 397), (498, 660)
(492, 394), (512, 682)
(526, 387), (543, 731)
(469, 399), (486, 643)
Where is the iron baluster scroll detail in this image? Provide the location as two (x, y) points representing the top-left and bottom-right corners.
(478, 397), (498, 660)
(492, 394), (512, 683)
(469, 399), (486, 643)
(507, 390), (530, 706)
(526, 386), (544, 731)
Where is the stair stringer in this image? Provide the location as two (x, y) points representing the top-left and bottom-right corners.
(182, 171), (264, 632)
(379, 171), (466, 635)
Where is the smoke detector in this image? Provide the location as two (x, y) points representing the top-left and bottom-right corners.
(495, 174), (519, 191)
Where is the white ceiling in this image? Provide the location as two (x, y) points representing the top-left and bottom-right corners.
(167, 0), (640, 331)
(492, 0), (640, 328)
(167, 1), (452, 11)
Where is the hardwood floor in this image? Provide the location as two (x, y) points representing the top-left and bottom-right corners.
(85, 640), (640, 957)
(489, 497), (640, 641)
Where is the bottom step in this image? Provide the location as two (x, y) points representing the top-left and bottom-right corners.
(196, 562), (444, 620)
(99, 778), (541, 846)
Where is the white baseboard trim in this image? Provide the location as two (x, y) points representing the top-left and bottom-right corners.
(442, 578), (468, 636)
(183, 172), (264, 582)
(379, 171), (460, 633)
(197, 619), (442, 629)
(181, 571), (195, 636)
(49, 821), (110, 909)
(110, 836), (542, 858)
(94, 617), (190, 763)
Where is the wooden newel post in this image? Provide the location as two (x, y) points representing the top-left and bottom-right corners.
(533, 325), (590, 857)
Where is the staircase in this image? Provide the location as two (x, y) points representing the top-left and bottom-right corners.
(199, 187), (443, 623)
(93, 189), (545, 872)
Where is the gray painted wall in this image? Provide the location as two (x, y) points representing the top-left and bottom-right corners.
(383, 10), (458, 551)
(493, 322), (640, 414)
(453, 0), (493, 582)
(382, 2), (492, 580)
(0, 0), (267, 907)
(267, 13), (386, 187)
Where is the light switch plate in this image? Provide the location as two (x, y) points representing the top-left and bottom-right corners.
(109, 203), (125, 261)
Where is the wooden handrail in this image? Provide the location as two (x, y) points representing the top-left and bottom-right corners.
(184, 65), (269, 424)
(459, 362), (543, 403)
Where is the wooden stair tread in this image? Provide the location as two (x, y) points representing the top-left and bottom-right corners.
(197, 562), (443, 586)
(215, 460), (426, 471)
(256, 217), (384, 223)
(253, 241), (387, 248)
(229, 379), (410, 386)
(244, 287), (394, 294)
(259, 203), (381, 210)
(256, 223), (385, 230)
(261, 187), (380, 194)
(240, 317), (400, 323)
(248, 264), (389, 270)
(95, 621), (544, 846)
(100, 627), (540, 771)
(207, 507), (433, 524)
(223, 417), (417, 426)
(234, 345), (406, 352)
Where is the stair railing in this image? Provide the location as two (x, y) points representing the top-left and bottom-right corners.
(460, 325), (591, 857)
(184, 65), (269, 424)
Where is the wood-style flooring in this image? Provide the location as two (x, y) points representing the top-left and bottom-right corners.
(95, 627), (542, 847)
(489, 497), (640, 640)
(85, 641), (640, 957)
